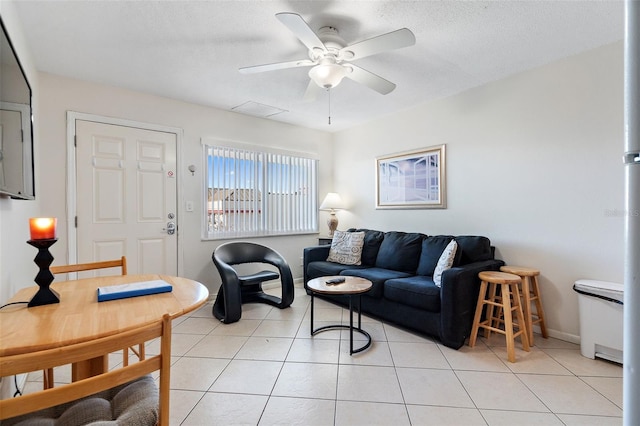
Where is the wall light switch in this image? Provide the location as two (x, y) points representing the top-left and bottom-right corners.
(185, 201), (194, 212)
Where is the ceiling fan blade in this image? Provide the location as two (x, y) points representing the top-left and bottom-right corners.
(346, 65), (396, 95)
(276, 12), (326, 52)
(340, 28), (416, 60)
(239, 59), (315, 74)
(303, 79), (322, 102)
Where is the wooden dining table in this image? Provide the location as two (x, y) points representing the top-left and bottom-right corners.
(0, 274), (209, 381)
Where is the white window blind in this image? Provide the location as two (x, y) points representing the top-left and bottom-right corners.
(205, 144), (318, 239)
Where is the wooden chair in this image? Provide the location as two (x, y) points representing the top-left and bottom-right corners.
(45, 257), (144, 388)
(0, 314), (171, 426)
(50, 256), (128, 276)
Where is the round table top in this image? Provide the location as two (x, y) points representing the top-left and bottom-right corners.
(500, 265), (540, 276)
(478, 271), (521, 284)
(0, 274), (209, 357)
(307, 275), (373, 295)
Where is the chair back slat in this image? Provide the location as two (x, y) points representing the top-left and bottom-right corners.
(50, 256), (127, 275)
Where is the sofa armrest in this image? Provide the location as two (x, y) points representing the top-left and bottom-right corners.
(439, 259), (505, 348)
(303, 245), (331, 283)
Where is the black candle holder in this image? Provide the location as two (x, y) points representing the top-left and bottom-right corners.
(27, 238), (60, 307)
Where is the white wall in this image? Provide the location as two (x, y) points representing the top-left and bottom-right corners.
(333, 42), (625, 341)
(0, 2), (43, 305)
(33, 73), (333, 296)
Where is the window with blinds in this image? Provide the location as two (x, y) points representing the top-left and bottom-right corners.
(205, 144), (318, 239)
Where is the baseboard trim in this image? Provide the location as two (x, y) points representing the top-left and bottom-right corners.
(534, 325), (580, 345)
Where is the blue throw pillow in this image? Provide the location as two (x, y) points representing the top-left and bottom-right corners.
(416, 236), (454, 276)
(375, 232), (424, 273)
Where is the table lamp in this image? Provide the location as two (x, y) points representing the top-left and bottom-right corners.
(319, 192), (344, 237)
(27, 217), (60, 307)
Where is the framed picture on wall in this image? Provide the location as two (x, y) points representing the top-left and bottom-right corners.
(375, 144), (446, 209)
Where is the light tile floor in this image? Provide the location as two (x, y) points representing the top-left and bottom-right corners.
(24, 286), (623, 425)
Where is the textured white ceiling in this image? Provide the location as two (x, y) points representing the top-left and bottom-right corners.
(12, 0), (624, 132)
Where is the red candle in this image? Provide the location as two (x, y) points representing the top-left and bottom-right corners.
(29, 218), (57, 240)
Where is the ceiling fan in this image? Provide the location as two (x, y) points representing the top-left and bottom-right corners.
(239, 12), (416, 100)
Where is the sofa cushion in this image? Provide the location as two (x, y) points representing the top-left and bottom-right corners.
(341, 267), (412, 299)
(416, 235), (454, 276)
(384, 276), (441, 312)
(454, 236), (493, 265)
(326, 230), (365, 265)
(347, 228), (385, 266)
(433, 240), (458, 287)
(307, 261), (367, 280)
(374, 232), (424, 273)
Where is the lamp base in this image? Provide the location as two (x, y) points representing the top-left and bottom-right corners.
(327, 212), (338, 237)
(27, 238), (60, 307)
(28, 287), (60, 307)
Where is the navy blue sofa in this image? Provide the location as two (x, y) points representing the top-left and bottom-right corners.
(303, 229), (504, 349)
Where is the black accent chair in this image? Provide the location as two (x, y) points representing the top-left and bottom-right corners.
(212, 242), (295, 323)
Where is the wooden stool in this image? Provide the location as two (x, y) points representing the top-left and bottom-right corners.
(500, 265), (548, 345)
(469, 271), (530, 362)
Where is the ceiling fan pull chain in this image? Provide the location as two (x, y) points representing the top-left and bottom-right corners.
(328, 88), (331, 125)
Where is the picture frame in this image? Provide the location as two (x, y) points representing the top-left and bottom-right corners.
(376, 144), (446, 209)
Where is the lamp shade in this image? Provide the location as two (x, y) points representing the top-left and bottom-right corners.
(320, 192), (344, 210)
(308, 62), (348, 89)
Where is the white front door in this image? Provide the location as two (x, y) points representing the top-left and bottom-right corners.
(75, 120), (178, 275)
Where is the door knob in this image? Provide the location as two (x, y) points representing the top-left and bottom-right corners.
(163, 222), (176, 235)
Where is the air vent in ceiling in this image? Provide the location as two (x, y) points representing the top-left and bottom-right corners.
(231, 101), (288, 118)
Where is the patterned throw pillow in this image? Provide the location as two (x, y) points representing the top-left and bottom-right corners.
(326, 231), (365, 265)
(433, 240), (458, 287)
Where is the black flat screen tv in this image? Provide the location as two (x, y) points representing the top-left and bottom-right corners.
(0, 15), (34, 200)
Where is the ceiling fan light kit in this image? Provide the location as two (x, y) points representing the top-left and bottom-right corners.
(308, 59), (351, 89)
(240, 12), (416, 97)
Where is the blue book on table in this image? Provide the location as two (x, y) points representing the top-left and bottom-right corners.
(97, 280), (173, 302)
